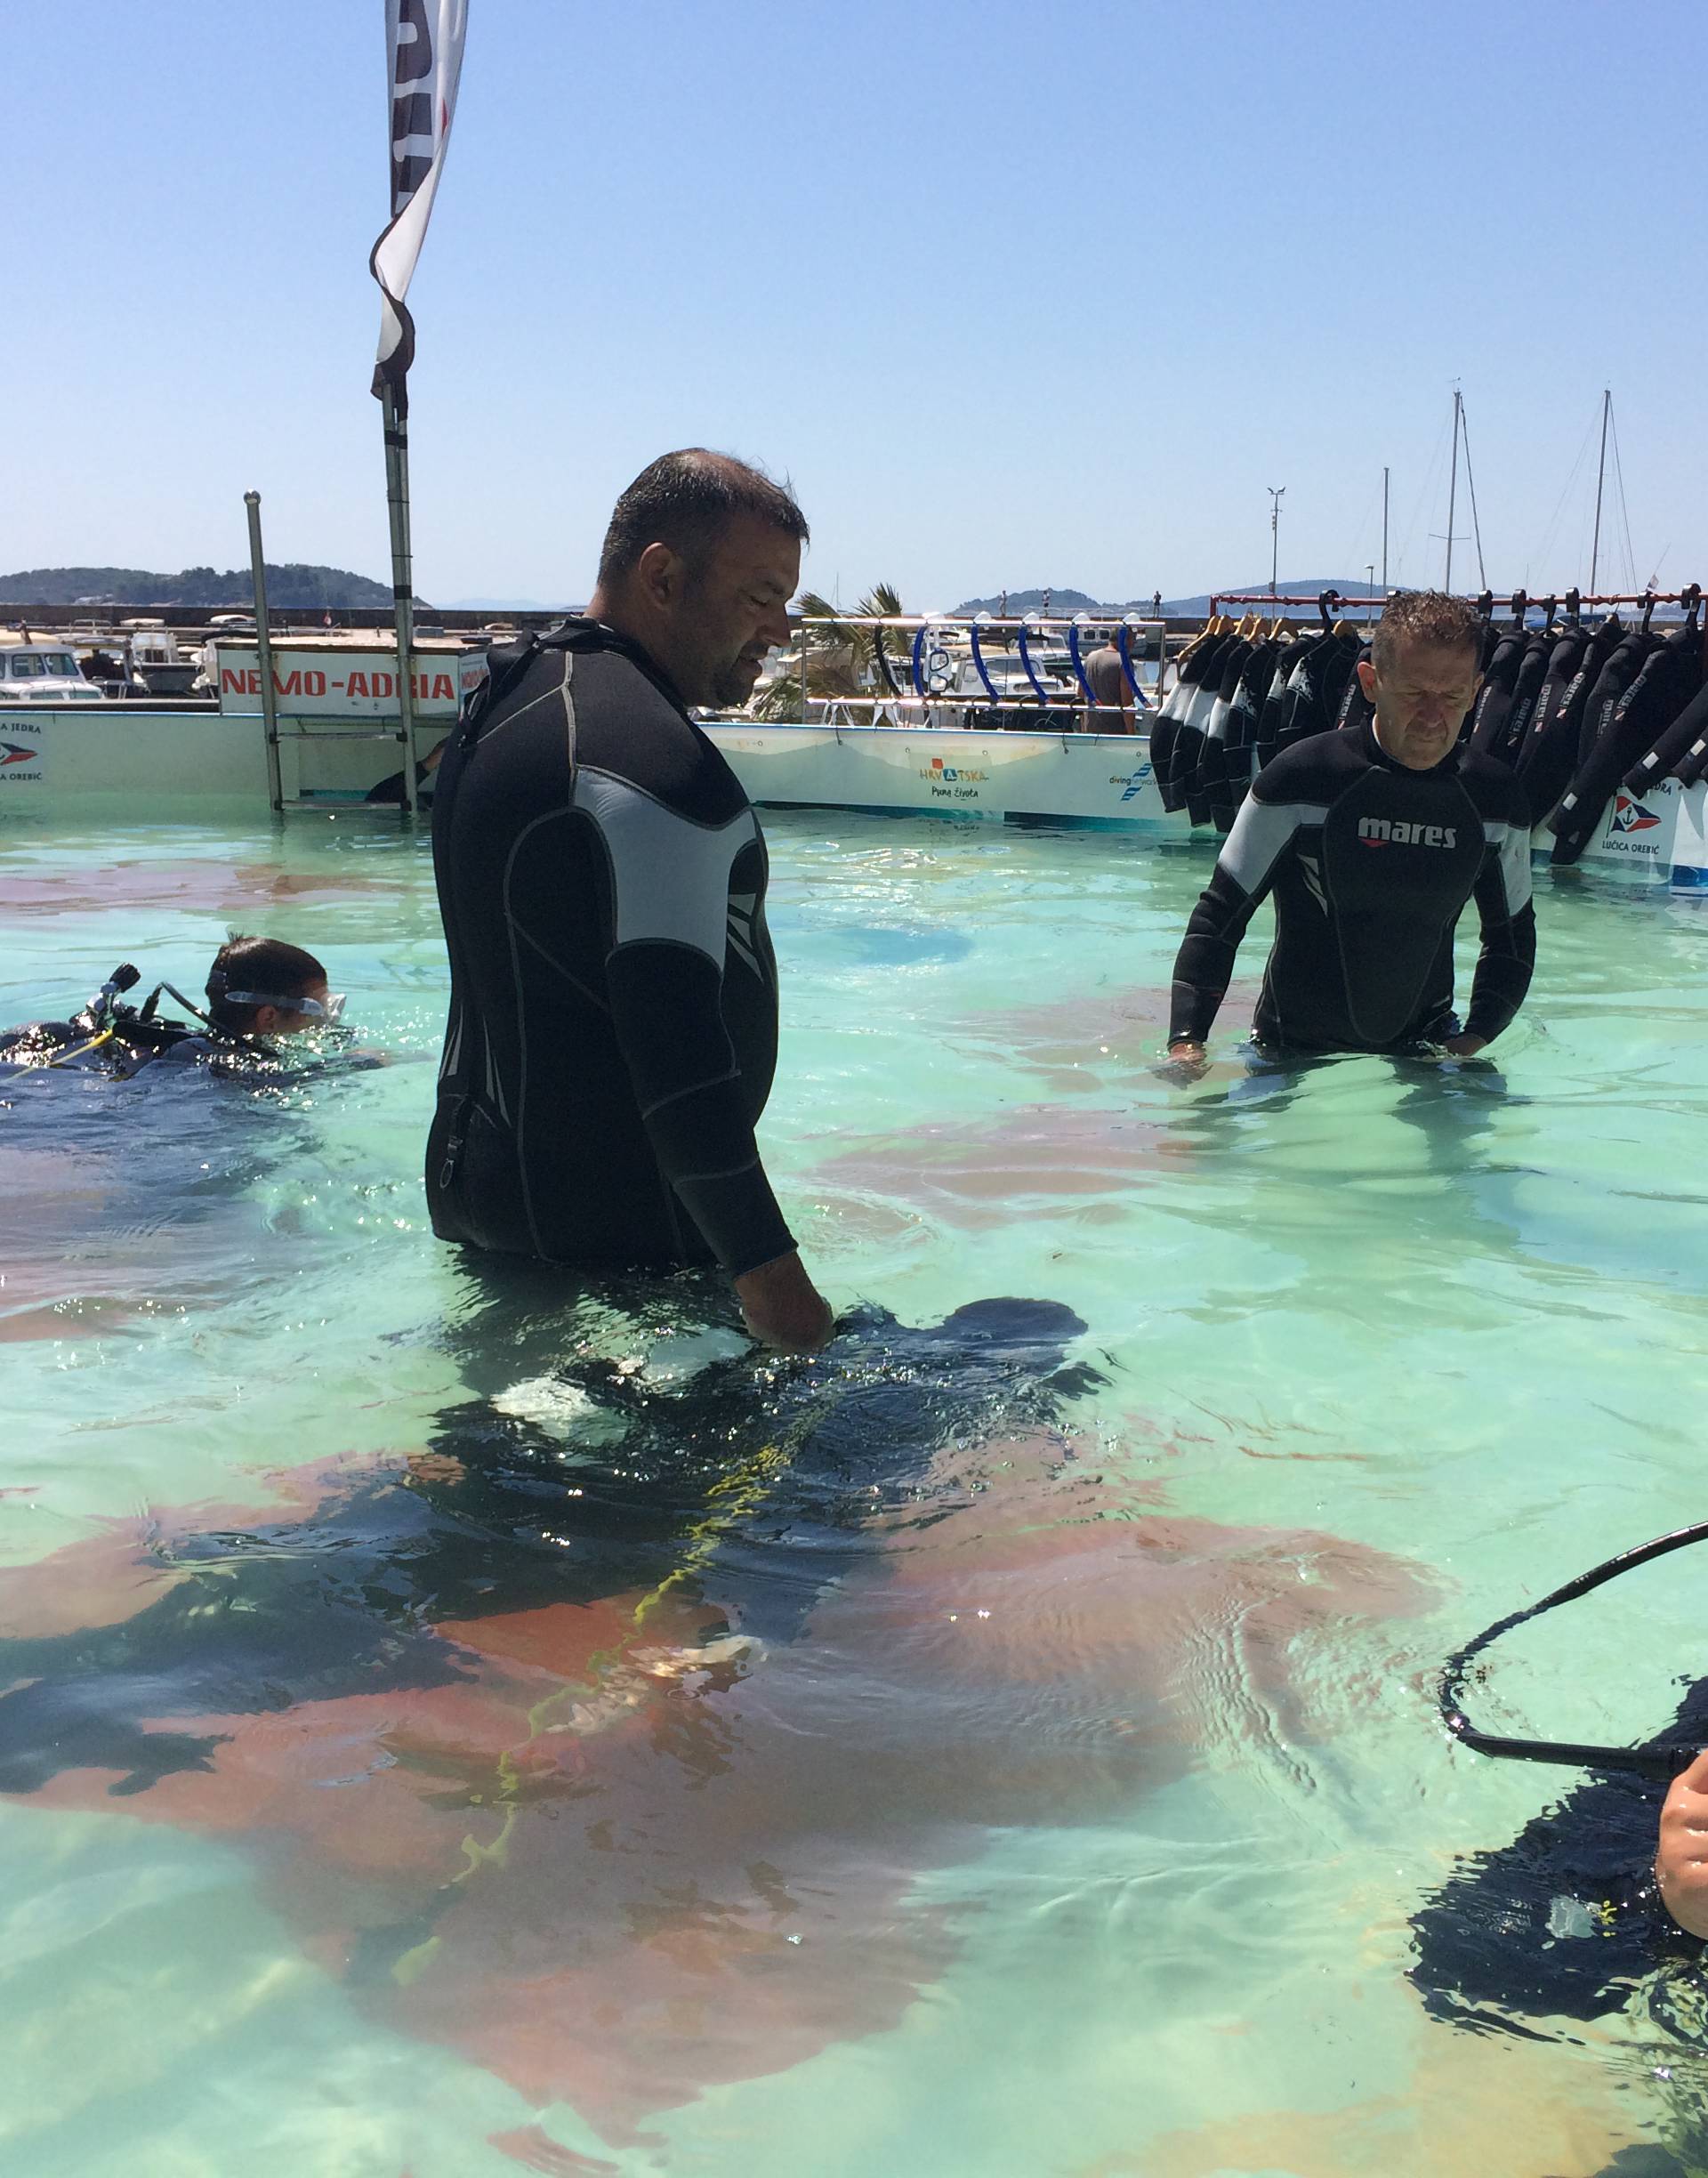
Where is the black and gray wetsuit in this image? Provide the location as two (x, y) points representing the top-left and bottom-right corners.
(426, 619), (794, 1278)
(1169, 719), (1535, 1054)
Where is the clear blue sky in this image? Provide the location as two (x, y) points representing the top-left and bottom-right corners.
(8, 0), (1699, 608)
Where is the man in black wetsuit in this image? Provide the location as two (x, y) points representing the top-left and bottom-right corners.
(427, 449), (834, 1351)
(1166, 589), (1535, 1063)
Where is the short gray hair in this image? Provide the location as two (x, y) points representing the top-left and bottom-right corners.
(1371, 590), (1484, 674)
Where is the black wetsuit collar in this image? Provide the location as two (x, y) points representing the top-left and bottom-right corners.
(1358, 714), (1462, 781)
(541, 617), (692, 716)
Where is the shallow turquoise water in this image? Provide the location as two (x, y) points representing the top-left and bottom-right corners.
(2, 805), (1706, 2176)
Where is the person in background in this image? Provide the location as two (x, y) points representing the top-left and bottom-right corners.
(1166, 588), (1535, 1066)
(366, 735), (447, 807)
(426, 448), (834, 1352)
(1084, 632), (1136, 733)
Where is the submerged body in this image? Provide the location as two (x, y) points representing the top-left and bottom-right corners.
(0, 1289), (1429, 2146)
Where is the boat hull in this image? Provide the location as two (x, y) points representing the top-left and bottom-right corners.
(0, 709), (1703, 887)
(703, 722), (1708, 886)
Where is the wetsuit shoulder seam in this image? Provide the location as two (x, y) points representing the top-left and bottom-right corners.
(474, 648), (576, 746)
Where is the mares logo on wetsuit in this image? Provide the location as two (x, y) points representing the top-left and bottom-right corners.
(1358, 818), (1457, 850)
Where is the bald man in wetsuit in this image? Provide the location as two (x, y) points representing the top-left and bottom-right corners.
(1167, 589), (1535, 1063)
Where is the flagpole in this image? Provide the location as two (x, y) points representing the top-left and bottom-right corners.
(381, 382), (420, 816)
(369, 0), (466, 822)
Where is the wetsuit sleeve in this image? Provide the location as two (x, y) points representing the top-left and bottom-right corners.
(1168, 785), (1303, 1044)
(578, 775), (795, 1279)
(1462, 799), (1536, 1045)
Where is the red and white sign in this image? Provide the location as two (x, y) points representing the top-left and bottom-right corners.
(1591, 781), (1680, 865)
(214, 645), (485, 720)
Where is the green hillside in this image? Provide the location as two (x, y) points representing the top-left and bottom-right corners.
(0, 564), (407, 609)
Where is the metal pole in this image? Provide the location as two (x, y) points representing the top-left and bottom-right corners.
(1590, 388), (1611, 597)
(1445, 392), (1461, 593)
(1366, 564), (1376, 622)
(381, 382), (420, 818)
(245, 491), (283, 813)
(1382, 466), (1389, 589)
(1268, 486), (1285, 599)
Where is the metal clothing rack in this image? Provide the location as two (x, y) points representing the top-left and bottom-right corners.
(789, 611), (1168, 716)
(1207, 586), (1703, 615)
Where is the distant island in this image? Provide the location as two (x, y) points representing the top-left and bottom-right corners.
(0, 564), (409, 610)
(953, 578), (1390, 617)
(951, 587), (1127, 616)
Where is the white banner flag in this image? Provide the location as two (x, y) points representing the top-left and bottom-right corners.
(369, 0), (467, 397)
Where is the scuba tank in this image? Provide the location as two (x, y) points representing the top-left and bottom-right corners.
(0, 963), (254, 1075)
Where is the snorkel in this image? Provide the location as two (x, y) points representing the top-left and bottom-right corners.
(1442, 1520), (1708, 1780)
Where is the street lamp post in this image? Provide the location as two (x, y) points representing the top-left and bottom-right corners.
(1268, 487), (1286, 600)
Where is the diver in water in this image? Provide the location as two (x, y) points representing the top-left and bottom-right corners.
(0, 933), (344, 1077)
(156, 934), (344, 1066)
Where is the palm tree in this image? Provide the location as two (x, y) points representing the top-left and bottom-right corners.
(749, 583), (908, 720)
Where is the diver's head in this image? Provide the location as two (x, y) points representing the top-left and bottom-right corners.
(206, 935), (341, 1038)
(1360, 590), (1484, 771)
(585, 449), (807, 709)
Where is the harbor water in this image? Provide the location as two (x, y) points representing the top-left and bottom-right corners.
(2, 803), (1707, 2175)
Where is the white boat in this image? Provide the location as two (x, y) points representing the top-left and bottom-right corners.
(698, 720), (1708, 892)
(0, 649), (1703, 890)
(0, 632), (104, 706)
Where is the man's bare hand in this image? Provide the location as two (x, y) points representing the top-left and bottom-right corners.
(1441, 1032), (1488, 1059)
(734, 1249), (834, 1352)
(1657, 1748), (1708, 1940)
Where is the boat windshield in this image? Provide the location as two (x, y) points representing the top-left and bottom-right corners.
(7, 653), (79, 678)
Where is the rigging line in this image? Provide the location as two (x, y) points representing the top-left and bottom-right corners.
(1533, 400), (1599, 585)
(1458, 399), (1488, 591)
(1607, 401), (1639, 595)
(1341, 469), (1382, 580)
(1399, 407), (1453, 578)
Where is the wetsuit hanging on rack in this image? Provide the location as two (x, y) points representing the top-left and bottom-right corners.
(1512, 613), (1620, 819)
(1551, 607), (1701, 863)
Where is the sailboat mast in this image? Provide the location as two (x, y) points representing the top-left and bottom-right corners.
(1445, 391), (1462, 592)
(1590, 388), (1611, 596)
